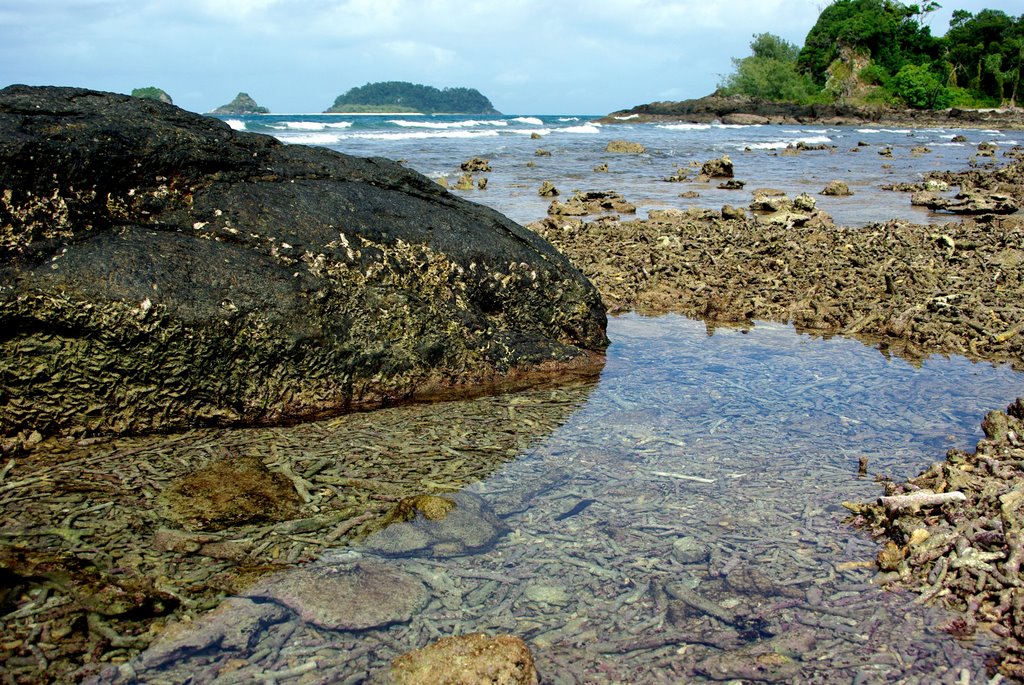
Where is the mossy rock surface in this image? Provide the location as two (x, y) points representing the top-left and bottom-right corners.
(0, 86), (607, 443)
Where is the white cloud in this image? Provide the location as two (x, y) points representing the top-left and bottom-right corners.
(380, 40), (456, 67)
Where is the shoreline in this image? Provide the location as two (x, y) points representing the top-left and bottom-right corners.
(597, 95), (1024, 131)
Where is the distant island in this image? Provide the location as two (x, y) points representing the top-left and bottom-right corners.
(130, 87), (172, 104)
(210, 92), (269, 115)
(325, 81), (500, 114)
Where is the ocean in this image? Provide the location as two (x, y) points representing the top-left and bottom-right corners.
(218, 112), (1018, 227)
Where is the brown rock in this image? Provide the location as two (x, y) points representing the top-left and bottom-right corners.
(700, 155), (733, 178)
(387, 633), (538, 685)
(605, 140), (645, 154)
(821, 180), (853, 196)
(460, 157), (491, 172)
(538, 181), (559, 197)
(721, 205), (746, 221)
(159, 450), (302, 531)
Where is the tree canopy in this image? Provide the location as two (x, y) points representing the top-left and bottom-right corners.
(719, 34), (819, 102)
(719, 2), (1024, 109)
(326, 82), (499, 114)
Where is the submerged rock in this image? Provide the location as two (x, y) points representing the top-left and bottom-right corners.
(386, 633), (538, 685)
(362, 491), (508, 557)
(243, 561), (429, 631)
(0, 86), (607, 443)
(158, 450), (303, 531)
(140, 597), (288, 669)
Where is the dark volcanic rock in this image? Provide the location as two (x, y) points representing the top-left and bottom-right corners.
(0, 86), (607, 443)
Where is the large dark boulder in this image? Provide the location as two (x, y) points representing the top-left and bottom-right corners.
(0, 86), (607, 444)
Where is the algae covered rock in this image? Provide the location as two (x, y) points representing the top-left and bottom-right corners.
(158, 450), (303, 531)
(0, 86), (608, 443)
(605, 140), (645, 154)
(387, 633), (539, 685)
(363, 492), (507, 557)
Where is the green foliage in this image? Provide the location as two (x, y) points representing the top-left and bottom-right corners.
(859, 63), (890, 85)
(327, 81), (498, 114)
(130, 87), (172, 104)
(719, 33), (823, 102)
(944, 10), (1024, 103)
(798, 0), (940, 85)
(719, 2), (1022, 109)
(889, 63), (954, 108)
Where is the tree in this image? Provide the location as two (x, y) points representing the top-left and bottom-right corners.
(890, 63), (952, 108)
(719, 33), (821, 102)
(326, 81), (498, 114)
(942, 10), (1024, 103)
(798, 0), (940, 84)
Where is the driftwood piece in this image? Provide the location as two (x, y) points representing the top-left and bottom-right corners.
(878, 490), (966, 512)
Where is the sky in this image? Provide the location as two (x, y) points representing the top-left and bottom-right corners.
(0, 0), (1004, 115)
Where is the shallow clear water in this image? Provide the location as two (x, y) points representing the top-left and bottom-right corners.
(119, 315), (1023, 684)
(222, 112), (1018, 227)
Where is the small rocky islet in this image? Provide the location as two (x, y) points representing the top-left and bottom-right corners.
(3, 82), (1024, 682)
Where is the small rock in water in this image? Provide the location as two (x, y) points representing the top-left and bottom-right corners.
(387, 633), (539, 685)
(820, 180), (853, 196)
(158, 450), (303, 531)
(672, 535), (710, 564)
(700, 155), (734, 178)
(244, 561), (428, 631)
(605, 139), (646, 154)
(538, 181), (559, 197)
(460, 157), (491, 172)
(140, 597), (289, 669)
(363, 492), (508, 558)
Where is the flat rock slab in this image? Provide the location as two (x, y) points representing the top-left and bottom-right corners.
(243, 561), (429, 631)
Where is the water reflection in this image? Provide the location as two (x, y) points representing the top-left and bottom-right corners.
(97, 315), (1022, 684)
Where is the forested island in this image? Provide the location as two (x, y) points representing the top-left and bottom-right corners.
(130, 86), (172, 104)
(325, 81), (499, 114)
(718, 1), (1021, 109)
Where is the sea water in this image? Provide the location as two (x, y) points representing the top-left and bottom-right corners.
(220, 112), (1017, 226)
(114, 316), (1023, 683)
(104, 115), (1021, 682)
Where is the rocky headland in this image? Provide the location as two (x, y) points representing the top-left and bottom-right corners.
(0, 85), (607, 451)
(600, 94), (1024, 130)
